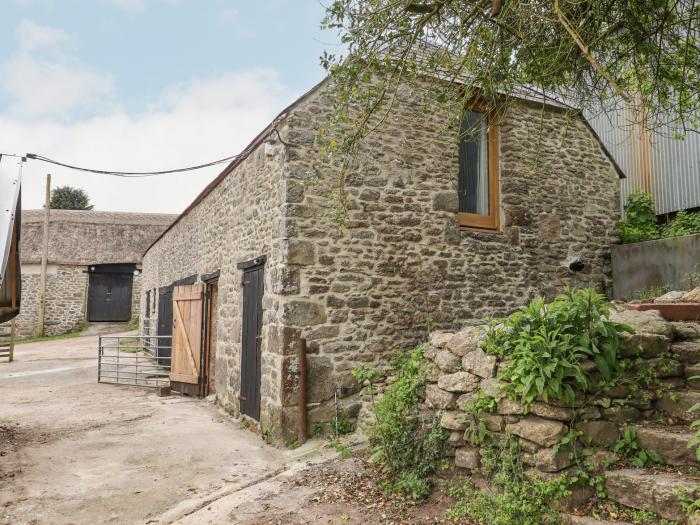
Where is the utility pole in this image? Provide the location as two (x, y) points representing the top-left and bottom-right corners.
(36, 173), (51, 337)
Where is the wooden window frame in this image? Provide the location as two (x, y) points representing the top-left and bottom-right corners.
(458, 106), (500, 231)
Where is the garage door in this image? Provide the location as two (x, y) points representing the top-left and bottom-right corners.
(87, 264), (135, 322)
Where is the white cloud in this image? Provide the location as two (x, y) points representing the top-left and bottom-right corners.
(0, 68), (298, 214)
(1, 20), (113, 118)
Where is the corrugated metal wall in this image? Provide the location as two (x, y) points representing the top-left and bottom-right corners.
(585, 106), (700, 215)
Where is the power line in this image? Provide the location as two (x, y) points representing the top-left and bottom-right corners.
(5, 152), (242, 178)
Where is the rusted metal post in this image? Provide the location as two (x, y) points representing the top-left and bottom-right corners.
(8, 319), (15, 362)
(297, 338), (307, 445)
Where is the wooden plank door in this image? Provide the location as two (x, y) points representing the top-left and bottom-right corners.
(240, 263), (264, 420)
(169, 283), (204, 384)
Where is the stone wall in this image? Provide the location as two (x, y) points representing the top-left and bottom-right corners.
(612, 233), (700, 300)
(274, 87), (620, 435)
(424, 309), (700, 523)
(6, 264), (87, 337)
(140, 140), (289, 434)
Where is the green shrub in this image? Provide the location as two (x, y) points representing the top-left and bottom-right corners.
(447, 437), (569, 525)
(331, 410), (354, 437)
(662, 210), (700, 238)
(687, 389), (700, 462)
(619, 190), (659, 243)
(619, 190), (700, 243)
(483, 287), (632, 407)
(367, 346), (447, 499)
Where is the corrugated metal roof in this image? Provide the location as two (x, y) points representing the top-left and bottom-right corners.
(586, 104), (700, 215)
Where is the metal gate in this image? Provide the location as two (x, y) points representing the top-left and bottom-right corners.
(88, 264), (134, 322)
(156, 285), (173, 365)
(97, 335), (171, 386)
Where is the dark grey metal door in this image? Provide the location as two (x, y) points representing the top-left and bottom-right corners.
(238, 257), (265, 420)
(87, 264), (134, 322)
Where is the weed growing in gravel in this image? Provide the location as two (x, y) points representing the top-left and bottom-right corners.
(446, 437), (569, 525)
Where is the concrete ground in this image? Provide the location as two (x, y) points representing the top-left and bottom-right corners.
(0, 332), (320, 525)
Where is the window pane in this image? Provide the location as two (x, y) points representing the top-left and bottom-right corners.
(458, 111), (489, 215)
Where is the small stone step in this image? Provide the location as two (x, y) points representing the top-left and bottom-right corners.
(673, 341), (700, 364)
(635, 425), (699, 466)
(605, 468), (700, 522)
(672, 322), (700, 342)
(656, 391), (700, 422)
(561, 515), (630, 525)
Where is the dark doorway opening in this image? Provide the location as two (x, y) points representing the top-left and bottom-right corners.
(201, 275), (219, 398)
(238, 256), (265, 421)
(87, 264), (135, 322)
(156, 284), (174, 366)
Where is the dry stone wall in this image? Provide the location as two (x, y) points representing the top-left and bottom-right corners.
(423, 309), (700, 523)
(275, 86), (620, 435)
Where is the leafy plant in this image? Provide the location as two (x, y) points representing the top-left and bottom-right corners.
(554, 429), (583, 453)
(462, 391), (497, 445)
(312, 421), (325, 437)
(447, 437), (570, 525)
(619, 190), (659, 243)
(662, 210), (700, 238)
(331, 410), (354, 437)
(352, 363), (383, 385)
(367, 346), (447, 500)
(612, 426), (664, 467)
(678, 486), (700, 517)
(484, 287), (632, 407)
(329, 438), (353, 459)
(619, 191), (700, 244)
(687, 389), (700, 461)
(635, 284), (671, 302)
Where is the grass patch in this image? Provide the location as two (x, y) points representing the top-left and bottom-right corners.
(119, 339), (141, 353)
(10, 326), (87, 346)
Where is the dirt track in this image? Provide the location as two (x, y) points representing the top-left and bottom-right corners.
(0, 332), (301, 525)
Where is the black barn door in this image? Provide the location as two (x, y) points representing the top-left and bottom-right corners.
(238, 257), (265, 420)
(87, 264), (134, 322)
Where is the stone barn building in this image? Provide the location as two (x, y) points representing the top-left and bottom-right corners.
(2, 210), (176, 338)
(141, 78), (623, 443)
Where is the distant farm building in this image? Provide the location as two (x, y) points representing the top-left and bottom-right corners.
(1, 210), (176, 338)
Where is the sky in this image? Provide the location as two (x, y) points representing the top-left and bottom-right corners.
(0, 0), (336, 213)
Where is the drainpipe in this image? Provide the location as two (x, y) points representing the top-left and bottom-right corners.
(297, 338), (307, 445)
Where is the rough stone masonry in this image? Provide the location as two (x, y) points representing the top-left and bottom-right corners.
(1, 210), (175, 338)
(141, 76), (620, 443)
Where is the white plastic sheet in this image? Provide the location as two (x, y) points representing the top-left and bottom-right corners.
(0, 155), (22, 286)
